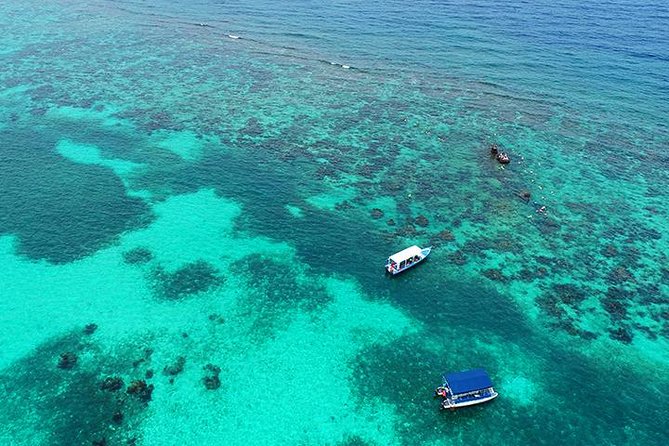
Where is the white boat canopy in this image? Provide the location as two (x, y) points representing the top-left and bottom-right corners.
(388, 245), (422, 263)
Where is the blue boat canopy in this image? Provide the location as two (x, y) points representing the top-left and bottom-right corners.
(444, 369), (494, 395)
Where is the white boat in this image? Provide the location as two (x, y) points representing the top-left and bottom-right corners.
(435, 368), (499, 410)
(385, 245), (431, 275)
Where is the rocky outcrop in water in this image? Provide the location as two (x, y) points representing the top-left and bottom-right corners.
(127, 380), (154, 403)
(99, 376), (124, 392)
(57, 352), (78, 369)
(415, 215), (429, 227)
(203, 364), (221, 390)
(518, 190), (531, 202)
(162, 356), (186, 377)
(489, 143), (510, 164)
(370, 208), (384, 219)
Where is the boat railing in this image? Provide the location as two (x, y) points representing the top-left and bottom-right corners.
(451, 389), (495, 402)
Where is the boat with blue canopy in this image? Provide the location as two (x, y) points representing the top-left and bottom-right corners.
(435, 368), (498, 409)
(385, 245), (431, 275)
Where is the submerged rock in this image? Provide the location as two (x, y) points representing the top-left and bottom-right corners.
(111, 411), (124, 425)
(370, 208), (384, 219)
(242, 117), (264, 137)
(602, 244), (618, 258)
(122, 247), (153, 265)
(609, 327), (633, 344)
(608, 266), (634, 284)
(203, 375), (220, 390)
(153, 261), (221, 300)
(126, 380), (154, 403)
(537, 294), (566, 319)
(550, 320), (597, 340)
(553, 284), (587, 306)
(436, 230), (455, 241)
(660, 267), (669, 282)
(386, 219), (396, 226)
(335, 200), (353, 211)
(495, 237), (521, 254)
(481, 268), (507, 282)
(163, 356), (186, 376)
(132, 348), (154, 368)
(448, 250), (467, 266)
(518, 190), (531, 202)
(203, 364), (221, 390)
(208, 313), (225, 324)
(57, 352), (78, 369)
(99, 376), (124, 392)
(603, 297), (628, 320)
(396, 223), (417, 237)
(83, 323), (98, 335)
(415, 215), (429, 227)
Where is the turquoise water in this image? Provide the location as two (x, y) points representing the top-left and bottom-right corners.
(1, 0), (668, 444)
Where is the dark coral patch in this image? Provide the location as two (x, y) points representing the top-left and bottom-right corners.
(602, 244), (618, 258)
(414, 215), (429, 227)
(162, 356), (186, 377)
(537, 294), (567, 319)
(208, 313), (225, 324)
(58, 352), (78, 369)
(549, 320), (598, 340)
(609, 327), (633, 344)
(660, 267), (669, 282)
(348, 335), (515, 445)
(132, 347), (154, 368)
(335, 200), (354, 211)
(481, 268), (508, 282)
(430, 229), (455, 247)
(516, 267), (548, 282)
(99, 377), (124, 392)
(461, 237), (496, 256)
(607, 266), (635, 285)
(602, 295), (628, 321)
(230, 255), (330, 337)
(241, 117), (264, 137)
(494, 236), (522, 254)
(517, 189), (531, 202)
(0, 331), (153, 445)
(84, 323), (98, 335)
(202, 364), (221, 390)
(436, 230), (455, 241)
(127, 380), (154, 404)
(0, 127), (152, 264)
(83, 323), (98, 335)
(630, 226), (662, 241)
(370, 208), (384, 219)
(123, 247), (154, 265)
(448, 250), (467, 266)
(535, 218), (560, 235)
(152, 261), (222, 300)
(111, 411), (124, 424)
(553, 284), (588, 306)
(337, 435), (374, 446)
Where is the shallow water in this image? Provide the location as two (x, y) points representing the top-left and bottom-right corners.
(1, 0), (668, 445)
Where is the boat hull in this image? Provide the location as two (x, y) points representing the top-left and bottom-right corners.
(388, 256), (425, 275)
(442, 392), (498, 410)
(386, 247), (432, 275)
